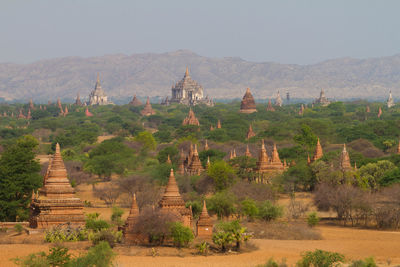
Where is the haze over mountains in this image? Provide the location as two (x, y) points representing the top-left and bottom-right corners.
(1, 50), (400, 102)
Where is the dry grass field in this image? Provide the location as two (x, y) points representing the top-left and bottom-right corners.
(1, 224), (400, 267)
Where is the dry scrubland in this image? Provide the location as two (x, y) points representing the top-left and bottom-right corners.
(1, 188), (400, 267)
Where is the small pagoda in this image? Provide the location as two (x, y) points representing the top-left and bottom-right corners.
(275, 91), (283, 107)
(129, 94), (142, 106)
(75, 93), (82, 106)
(314, 89), (330, 106)
(312, 138), (323, 162)
(196, 200), (213, 239)
(266, 99), (275, 112)
(187, 144), (204, 175)
(255, 140), (286, 183)
(123, 194), (140, 244)
(340, 144), (352, 171)
(29, 144), (85, 229)
(245, 145), (252, 157)
(387, 91), (395, 108)
(246, 125), (256, 139)
(239, 88), (257, 113)
(182, 108), (200, 126)
(159, 169), (192, 227)
(141, 97), (156, 116)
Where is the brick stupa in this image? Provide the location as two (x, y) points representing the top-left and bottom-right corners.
(141, 97), (156, 116)
(182, 108), (200, 126)
(129, 94), (142, 106)
(340, 144), (352, 171)
(255, 140), (286, 183)
(187, 144), (204, 175)
(196, 200), (213, 239)
(75, 93), (82, 106)
(246, 125), (256, 139)
(239, 88), (257, 113)
(266, 99), (275, 112)
(312, 138), (323, 162)
(29, 144), (85, 229)
(159, 169), (192, 227)
(123, 194), (140, 243)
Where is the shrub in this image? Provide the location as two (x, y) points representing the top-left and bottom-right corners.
(240, 198), (259, 220)
(169, 222), (194, 248)
(307, 212), (320, 227)
(91, 229), (122, 248)
(44, 227), (88, 243)
(111, 206), (124, 227)
(216, 220), (252, 251)
(258, 201), (283, 222)
(296, 249), (345, 267)
(85, 213), (110, 232)
(196, 241), (210, 256)
(256, 258), (288, 267)
(212, 231), (234, 252)
(14, 223), (24, 234)
(207, 191), (237, 219)
(349, 257), (377, 267)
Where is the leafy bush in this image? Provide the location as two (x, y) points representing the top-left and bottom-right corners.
(85, 213), (110, 232)
(256, 258), (288, 267)
(349, 257), (377, 267)
(307, 212), (320, 227)
(13, 242), (115, 267)
(207, 191), (237, 219)
(258, 201), (283, 222)
(44, 228), (88, 243)
(240, 198), (259, 220)
(14, 223), (24, 234)
(111, 206), (124, 227)
(296, 249), (345, 267)
(91, 229), (122, 248)
(216, 220), (252, 250)
(196, 241), (210, 256)
(169, 222), (194, 248)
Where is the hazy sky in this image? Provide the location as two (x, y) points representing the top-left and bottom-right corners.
(1, 0), (399, 65)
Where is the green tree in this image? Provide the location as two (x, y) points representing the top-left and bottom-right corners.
(207, 160), (236, 191)
(358, 160), (396, 189)
(307, 212), (320, 227)
(216, 220), (251, 250)
(0, 136), (42, 221)
(296, 249), (345, 267)
(293, 124), (318, 151)
(240, 198), (259, 220)
(207, 191), (237, 219)
(135, 131), (157, 151)
(258, 200), (283, 222)
(169, 222), (194, 248)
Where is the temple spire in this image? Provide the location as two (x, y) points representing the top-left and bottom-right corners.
(312, 138), (323, 162)
(185, 67), (189, 77)
(245, 144), (252, 157)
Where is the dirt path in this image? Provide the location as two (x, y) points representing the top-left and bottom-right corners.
(1, 225), (399, 267)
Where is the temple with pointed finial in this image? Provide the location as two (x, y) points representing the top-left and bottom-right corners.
(340, 144), (352, 171)
(88, 73), (113, 105)
(29, 99), (34, 110)
(378, 107), (383, 118)
(159, 169), (192, 227)
(245, 145), (252, 157)
(314, 89), (331, 106)
(266, 99), (275, 112)
(275, 91), (283, 107)
(123, 193), (141, 243)
(85, 107), (93, 117)
(240, 88), (257, 113)
(204, 140), (209, 151)
(141, 97), (156, 116)
(187, 144), (204, 175)
(170, 67), (213, 106)
(196, 200), (213, 239)
(129, 94), (142, 106)
(29, 144), (85, 228)
(246, 125), (256, 139)
(312, 138), (323, 162)
(387, 91), (395, 108)
(255, 140), (287, 183)
(182, 108), (200, 126)
(74, 93), (82, 106)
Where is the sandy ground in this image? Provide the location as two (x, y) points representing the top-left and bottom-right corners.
(1, 225), (400, 267)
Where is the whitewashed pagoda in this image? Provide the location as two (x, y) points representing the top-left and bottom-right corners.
(387, 91), (395, 108)
(314, 89), (330, 106)
(170, 67), (213, 106)
(88, 74), (113, 105)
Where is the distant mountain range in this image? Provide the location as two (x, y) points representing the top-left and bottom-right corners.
(1, 50), (400, 102)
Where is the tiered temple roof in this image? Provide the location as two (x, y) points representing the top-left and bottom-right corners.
(314, 89), (331, 106)
(182, 108), (200, 126)
(141, 97), (156, 116)
(129, 94), (142, 106)
(196, 200), (213, 238)
(170, 68), (212, 106)
(246, 125), (256, 139)
(239, 88), (257, 113)
(255, 140), (286, 182)
(312, 138), (323, 162)
(29, 144), (85, 228)
(340, 144), (352, 171)
(159, 169), (192, 227)
(187, 144), (204, 175)
(266, 99), (275, 112)
(88, 74), (113, 105)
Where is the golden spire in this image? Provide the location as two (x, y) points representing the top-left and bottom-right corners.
(185, 67), (189, 77)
